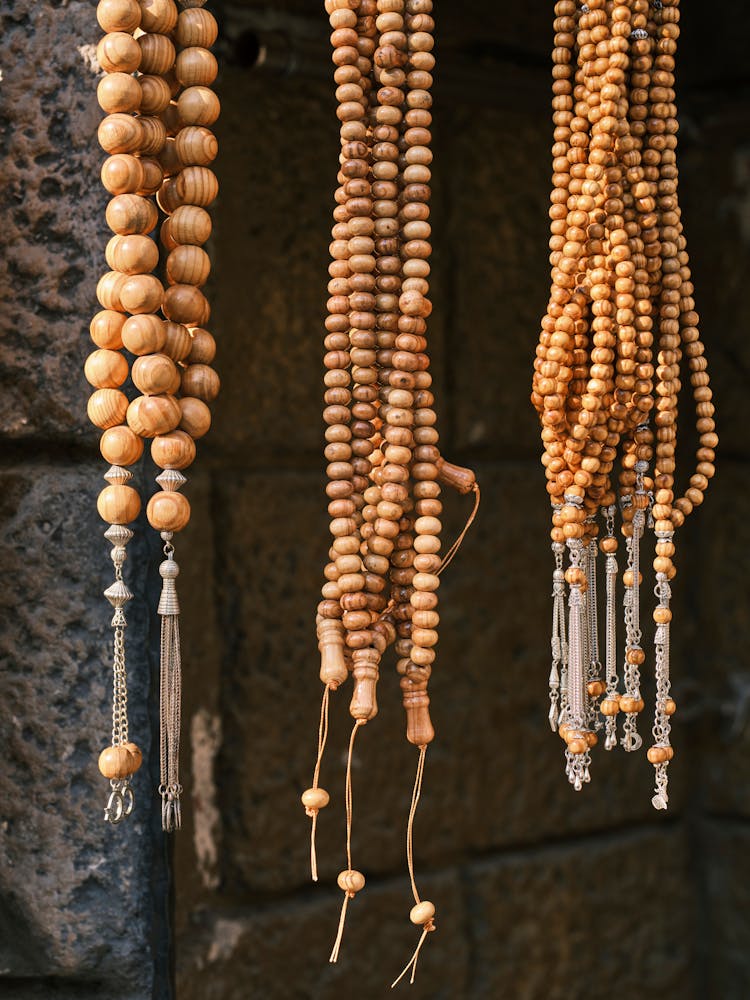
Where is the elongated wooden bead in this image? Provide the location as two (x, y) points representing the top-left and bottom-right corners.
(101, 154), (145, 195)
(100, 424), (144, 466)
(175, 7), (218, 48)
(179, 396), (211, 438)
(162, 321), (193, 361)
(132, 353), (179, 395)
(138, 0), (177, 34)
(175, 166), (218, 206)
(98, 113), (143, 155)
(96, 32), (142, 73)
(119, 273), (164, 314)
(139, 74), (172, 115)
(162, 283), (209, 325)
(97, 73), (141, 114)
(127, 393), (181, 437)
(121, 313), (166, 354)
(146, 490), (191, 531)
(98, 484), (141, 524)
(106, 234), (159, 274)
(106, 194), (158, 235)
(151, 429), (196, 469)
(97, 0), (141, 33)
(138, 33), (176, 75)
(186, 327), (215, 364)
(174, 126), (217, 166)
(175, 47), (218, 86)
(168, 204), (212, 244)
(166, 244), (210, 286)
(177, 86), (220, 127)
(90, 309), (126, 349)
(85, 349), (129, 389)
(88, 388), (129, 429)
(181, 363), (219, 401)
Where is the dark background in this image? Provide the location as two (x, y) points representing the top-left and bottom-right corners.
(1, 1), (749, 997)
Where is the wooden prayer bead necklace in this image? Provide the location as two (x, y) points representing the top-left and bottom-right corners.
(301, 0), (479, 986)
(531, 0), (715, 808)
(89, 0), (220, 829)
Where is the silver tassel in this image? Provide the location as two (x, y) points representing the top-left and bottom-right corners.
(651, 554), (673, 811)
(158, 532), (182, 832)
(564, 522), (590, 791)
(621, 459), (648, 752)
(603, 505), (619, 750)
(585, 527), (602, 729)
(549, 540), (567, 732)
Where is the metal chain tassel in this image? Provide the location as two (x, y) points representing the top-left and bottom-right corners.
(564, 521), (591, 791)
(621, 461), (648, 752)
(585, 526), (602, 730)
(549, 535), (567, 732)
(158, 531), (182, 832)
(650, 541), (674, 810)
(602, 506), (619, 750)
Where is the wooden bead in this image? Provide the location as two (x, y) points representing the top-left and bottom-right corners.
(647, 745), (674, 764)
(157, 137), (182, 177)
(101, 154), (145, 195)
(175, 47), (218, 86)
(138, 157), (165, 196)
(88, 388), (129, 429)
(97, 0), (141, 33)
(97, 484), (141, 524)
(664, 698), (677, 716)
(121, 313), (166, 355)
(177, 86), (220, 127)
(98, 113), (143, 155)
(85, 349), (129, 389)
(567, 738), (587, 755)
(179, 396), (211, 438)
(619, 695), (644, 714)
(138, 115), (168, 156)
(436, 458), (476, 495)
(166, 244), (210, 286)
(90, 309), (126, 350)
(123, 741), (143, 773)
(106, 193), (158, 235)
(97, 32), (142, 73)
(175, 166), (218, 207)
(337, 869), (365, 894)
(181, 363), (219, 402)
(168, 204), (212, 244)
(318, 617), (348, 687)
(132, 353), (179, 395)
(127, 394), (181, 437)
(626, 647), (645, 666)
(96, 270), (127, 311)
(98, 745), (133, 780)
(600, 697), (620, 716)
(106, 234), (159, 274)
(160, 217), (177, 252)
(176, 8), (218, 48)
(138, 33), (176, 75)
(100, 425), (144, 466)
(147, 490), (191, 531)
(162, 321), (193, 361)
(587, 679), (606, 698)
(163, 283), (209, 325)
(151, 430), (196, 469)
(410, 901), (435, 926)
(119, 273), (164, 314)
(653, 607), (672, 624)
(186, 328), (216, 364)
(157, 176), (184, 214)
(174, 126), (217, 167)
(139, 75), (172, 115)
(138, 0), (177, 34)
(301, 787), (330, 811)
(97, 72), (141, 114)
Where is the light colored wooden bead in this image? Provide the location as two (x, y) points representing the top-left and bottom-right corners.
(175, 8), (218, 47)
(337, 869), (365, 894)
(121, 313), (166, 355)
(138, 0), (177, 33)
(132, 352), (179, 395)
(106, 234), (159, 274)
(175, 165), (218, 206)
(96, 31), (142, 73)
(138, 115), (168, 155)
(647, 745), (674, 764)
(119, 273), (164, 314)
(96, 270), (127, 311)
(653, 607), (672, 624)
(619, 695), (644, 714)
(97, 483), (141, 524)
(163, 283), (209, 325)
(175, 46), (218, 86)
(180, 364), (219, 403)
(587, 679), (606, 698)
(664, 698), (677, 716)
(179, 396), (211, 438)
(127, 394), (181, 437)
(138, 33), (176, 75)
(106, 194), (158, 235)
(123, 741), (143, 773)
(98, 745), (133, 779)
(136, 156), (164, 195)
(436, 458), (476, 495)
(100, 424), (144, 466)
(174, 125), (217, 167)
(317, 617), (348, 687)
(90, 309), (126, 350)
(147, 490), (191, 531)
(410, 901), (435, 926)
(151, 430), (196, 469)
(186, 327), (216, 364)
(98, 113), (143, 155)
(166, 244), (210, 286)
(88, 388), (129, 429)
(139, 74), (172, 115)
(97, 72), (141, 114)
(85, 349), (129, 389)
(168, 204), (212, 244)
(301, 787), (330, 811)
(101, 154), (145, 195)
(177, 86), (220, 127)
(97, 0), (141, 33)
(162, 321), (193, 361)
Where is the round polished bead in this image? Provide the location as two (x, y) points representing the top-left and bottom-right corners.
(179, 396), (211, 438)
(85, 349), (129, 389)
(100, 424), (144, 466)
(88, 388), (129, 429)
(97, 484), (141, 524)
(121, 313), (166, 355)
(180, 363), (219, 402)
(147, 490), (191, 531)
(151, 430), (197, 469)
(127, 393), (181, 437)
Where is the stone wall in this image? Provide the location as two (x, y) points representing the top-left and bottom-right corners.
(2, 1), (749, 998)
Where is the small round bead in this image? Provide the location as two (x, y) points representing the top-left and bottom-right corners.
(162, 321), (193, 361)
(138, 0), (178, 34)
(97, 72), (142, 114)
(97, 0), (141, 33)
(174, 125), (218, 166)
(664, 698), (677, 716)
(619, 695), (644, 714)
(175, 166), (218, 207)
(98, 745), (133, 779)
(132, 353), (180, 395)
(87, 388), (129, 429)
(166, 244), (210, 286)
(138, 33), (176, 75)
(106, 234), (159, 275)
(186, 328), (216, 364)
(96, 32), (142, 73)
(647, 745), (674, 764)
(138, 116), (168, 156)
(162, 283), (209, 325)
(147, 490), (191, 531)
(106, 194), (158, 235)
(123, 741), (143, 773)
(101, 154), (145, 195)
(301, 787), (330, 811)
(98, 113), (143, 155)
(127, 393), (182, 437)
(139, 75), (172, 115)
(175, 8), (218, 48)
(85, 349), (129, 389)
(151, 430), (196, 469)
(177, 86), (220, 127)
(410, 901), (435, 926)
(97, 484), (141, 524)
(337, 869), (365, 894)
(179, 396), (211, 438)
(96, 270), (127, 311)
(119, 273), (164, 314)
(100, 425), (144, 466)
(168, 204), (212, 244)
(90, 309), (126, 350)
(181, 363), (219, 402)
(586, 679), (606, 698)
(121, 313), (166, 355)
(175, 46), (218, 86)
(600, 697), (620, 716)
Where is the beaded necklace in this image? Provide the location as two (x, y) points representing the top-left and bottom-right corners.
(532, 0), (715, 809)
(302, 0), (479, 985)
(88, 0), (220, 830)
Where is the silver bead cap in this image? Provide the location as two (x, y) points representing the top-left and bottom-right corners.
(104, 524), (134, 546)
(104, 580), (134, 607)
(156, 470), (187, 492)
(104, 465), (133, 486)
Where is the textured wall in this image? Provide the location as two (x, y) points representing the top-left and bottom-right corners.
(2, 2), (749, 999)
